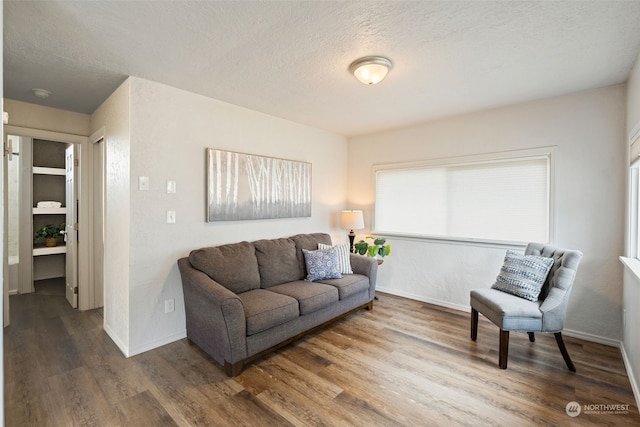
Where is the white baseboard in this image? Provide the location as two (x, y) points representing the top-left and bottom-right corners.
(103, 321), (186, 358)
(376, 287), (470, 312)
(376, 287), (620, 348)
(562, 328), (620, 348)
(8, 289), (18, 296)
(620, 341), (640, 410)
(103, 322), (130, 357)
(128, 330), (187, 357)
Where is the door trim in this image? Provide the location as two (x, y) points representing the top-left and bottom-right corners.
(5, 125), (86, 145)
(87, 127), (105, 310)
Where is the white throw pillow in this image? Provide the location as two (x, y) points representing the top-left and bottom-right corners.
(318, 243), (353, 275)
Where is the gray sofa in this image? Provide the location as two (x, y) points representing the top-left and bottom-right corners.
(177, 233), (378, 376)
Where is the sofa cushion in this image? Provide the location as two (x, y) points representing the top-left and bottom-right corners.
(291, 233), (333, 278)
(318, 243), (353, 274)
(268, 281), (339, 315)
(253, 238), (300, 288)
(188, 241), (260, 293)
(318, 274), (370, 300)
(237, 289), (300, 336)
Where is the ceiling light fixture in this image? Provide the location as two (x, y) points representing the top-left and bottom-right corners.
(349, 56), (393, 85)
(32, 88), (51, 99)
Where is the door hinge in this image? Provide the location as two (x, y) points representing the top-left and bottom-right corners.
(4, 138), (13, 161)
(74, 286), (78, 294)
(74, 158), (79, 167)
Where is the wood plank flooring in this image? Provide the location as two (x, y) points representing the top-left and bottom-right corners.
(4, 289), (639, 426)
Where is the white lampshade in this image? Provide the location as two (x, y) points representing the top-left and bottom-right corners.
(341, 210), (364, 230)
(349, 56), (393, 85)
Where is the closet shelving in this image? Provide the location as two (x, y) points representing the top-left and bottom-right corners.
(32, 140), (67, 279)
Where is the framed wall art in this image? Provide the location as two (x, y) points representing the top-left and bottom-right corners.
(206, 148), (311, 221)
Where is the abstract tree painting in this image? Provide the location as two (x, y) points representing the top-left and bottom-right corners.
(206, 149), (311, 221)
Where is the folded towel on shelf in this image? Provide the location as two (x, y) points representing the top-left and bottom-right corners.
(37, 201), (62, 209)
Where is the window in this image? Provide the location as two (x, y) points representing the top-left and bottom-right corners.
(629, 166), (639, 259)
(628, 127), (640, 259)
(374, 148), (553, 244)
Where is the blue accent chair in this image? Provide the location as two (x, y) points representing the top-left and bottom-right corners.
(470, 243), (583, 370)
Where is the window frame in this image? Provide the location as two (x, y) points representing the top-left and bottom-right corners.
(371, 147), (556, 247)
(628, 123), (640, 259)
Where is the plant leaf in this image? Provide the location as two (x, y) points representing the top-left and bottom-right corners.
(368, 246), (377, 257)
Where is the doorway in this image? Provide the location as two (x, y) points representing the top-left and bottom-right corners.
(3, 126), (102, 322)
(8, 136), (77, 306)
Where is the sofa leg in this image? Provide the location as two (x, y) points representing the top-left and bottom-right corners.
(470, 308), (478, 341)
(499, 329), (509, 369)
(554, 332), (576, 372)
(366, 300), (373, 310)
(527, 332), (535, 342)
(224, 360), (244, 377)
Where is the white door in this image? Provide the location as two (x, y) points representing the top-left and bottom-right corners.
(65, 145), (77, 308)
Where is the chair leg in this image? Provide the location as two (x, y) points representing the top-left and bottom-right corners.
(471, 308), (479, 341)
(527, 332), (535, 342)
(554, 332), (576, 372)
(499, 329), (509, 369)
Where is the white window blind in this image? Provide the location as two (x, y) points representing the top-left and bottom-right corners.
(374, 154), (551, 244)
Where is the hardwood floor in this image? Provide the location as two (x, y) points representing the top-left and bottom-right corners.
(4, 290), (639, 426)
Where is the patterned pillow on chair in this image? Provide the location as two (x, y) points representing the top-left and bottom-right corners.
(491, 250), (554, 301)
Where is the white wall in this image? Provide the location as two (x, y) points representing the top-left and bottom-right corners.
(623, 52), (640, 405)
(90, 79), (132, 354)
(348, 85), (626, 344)
(91, 77), (348, 356)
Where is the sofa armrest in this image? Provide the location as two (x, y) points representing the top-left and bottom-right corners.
(350, 254), (378, 298)
(177, 258), (247, 365)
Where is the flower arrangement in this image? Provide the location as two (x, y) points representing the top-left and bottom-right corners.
(354, 235), (391, 258)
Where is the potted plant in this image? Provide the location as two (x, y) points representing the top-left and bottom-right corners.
(34, 222), (65, 247)
(354, 235), (391, 258)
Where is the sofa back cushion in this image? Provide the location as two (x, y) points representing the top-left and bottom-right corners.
(253, 238), (300, 288)
(290, 233), (333, 279)
(188, 241), (260, 293)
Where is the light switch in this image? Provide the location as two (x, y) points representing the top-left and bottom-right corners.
(167, 180), (176, 194)
(166, 210), (176, 223)
(139, 176), (150, 191)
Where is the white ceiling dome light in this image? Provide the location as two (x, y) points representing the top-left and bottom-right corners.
(349, 56), (393, 85)
(32, 88), (52, 99)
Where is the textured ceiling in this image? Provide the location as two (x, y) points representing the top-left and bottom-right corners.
(5, 1), (640, 136)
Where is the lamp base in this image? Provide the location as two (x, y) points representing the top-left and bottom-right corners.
(348, 230), (356, 253)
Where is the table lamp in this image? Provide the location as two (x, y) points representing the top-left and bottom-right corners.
(341, 210), (365, 253)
